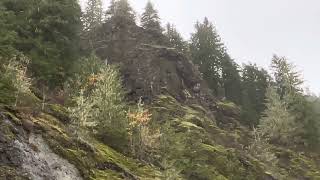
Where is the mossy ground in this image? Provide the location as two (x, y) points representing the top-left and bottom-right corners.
(0, 166), (29, 180)
(31, 110), (163, 180)
(1, 87), (320, 179)
(150, 95), (320, 180)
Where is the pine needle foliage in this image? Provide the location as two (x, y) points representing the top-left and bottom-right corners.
(141, 1), (162, 34)
(258, 87), (296, 145)
(68, 57), (128, 136)
(3, 55), (32, 107)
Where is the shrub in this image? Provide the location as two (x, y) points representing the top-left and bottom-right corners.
(2, 55), (32, 107)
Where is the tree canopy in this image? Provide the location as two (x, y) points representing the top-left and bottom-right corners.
(141, 1), (162, 34)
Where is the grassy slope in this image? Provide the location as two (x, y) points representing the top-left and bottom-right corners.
(150, 95), (320, 180)
(1, 80), (320, 180)
(29, 110), (163, 180)
(0, 83), (163, 179)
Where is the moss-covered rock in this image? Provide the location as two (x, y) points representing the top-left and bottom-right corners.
(1, 82), (320, 180)
(29, 111), (163, 180)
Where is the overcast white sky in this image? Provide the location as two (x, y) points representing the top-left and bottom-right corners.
(80, 0), (320, 94)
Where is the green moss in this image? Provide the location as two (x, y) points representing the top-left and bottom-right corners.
(92, 169), (123, 180)
(2, 90), (319, 180)
(2, 111), (21, 125)
(178, 121), (203, 131)
(0, 166), (29, 180)
(150, 95), (267, 180)
(217, 101), (241, 116)
(200, 143), (226, 154)
(217, 101), (237, 109)
(273, 148), (320, 179)
(30, 111), (163, 180)
(45, 104), (70, 123)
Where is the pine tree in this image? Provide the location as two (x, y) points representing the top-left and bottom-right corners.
(83, 0), (103, 31)
(221, 54), (242, 104)
(3, 55), (32, 107)
(241, 63), (270, 126)
(141, 1), (162, 34)
(106, 0), (135, 25)
(247, 127), (279, 176)
(0, 2), (18, 57)
(105, 0), (117, 19)
(165, 23), (188, 53)
(190, 17), (225, 95)
(1, 0), (82, 87)
(271, 55), (303, 100)
(258, 86), (296, 145)
(69, 88), (95, 132)
(270, 56), (320, 148)
(69, 58), (128, 144)
(91, 65), (127, 130)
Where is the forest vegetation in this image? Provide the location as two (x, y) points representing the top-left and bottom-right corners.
(0, 0), (319, 179)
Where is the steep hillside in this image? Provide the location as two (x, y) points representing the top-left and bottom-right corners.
(0, 104), (163, 180)
(1, 42), (320, 179)
(1, 6), (319, 180)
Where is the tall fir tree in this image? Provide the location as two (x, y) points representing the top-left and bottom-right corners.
(165, 23), (188, 54)
(258, 86), (296, 145)
(241, 63), (270, 126)
(190, 17), (224, 96)
(0, 0), (82, 87)
(82, 0), (103, 52)
(221, 54), (242, 104)
(83, 0), (103, 31)
(141, 1), (162, 34)
(0, 2), (19, 57)
(271, 55), (320, 148)
(271, 55), (303, 100)
(105, 0), (135, 25)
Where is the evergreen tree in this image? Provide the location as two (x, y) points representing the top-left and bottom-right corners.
(81, 0), (103, 52)
(190, 17), (224, 95)
(105, 0), (135, 25)
(270, 56), (320, 148)
(3, 55), (32, 107)
(271, 55), (303, 100)
(0, 2), (18, 57)
(83, 0), (103, 31)
(221, 54), (242, 104)
(258, 86), (296, 145)
(1, 0), (82, 87)
(241, 63), (270, 126)
(165, 23), (188, 54)
(270, 56), (306, 140)
(141, 1), (162, 34)
(69, 58), (128, 139)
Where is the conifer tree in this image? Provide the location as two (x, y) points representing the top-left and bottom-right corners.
(221, 54), (242, 104)
(0, 3), (18, 57)
(92, 65), (127, 130)
(106, 0), (135, 25)
(83, 0), (103, 31)
(271, 56), (320, 148)
(1, 0), (82, 87)
(271, 55), (303, 100)
(3, 55), (32, 107)
(69, 57), (128, 139)
(82, 0), (103, 52)
(165, 23), (188, 53)
(141, 1), (162, 34)
(190, 17), (224, 95)
(258, 86), (296, 144)
(241, 63), (270, 126)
